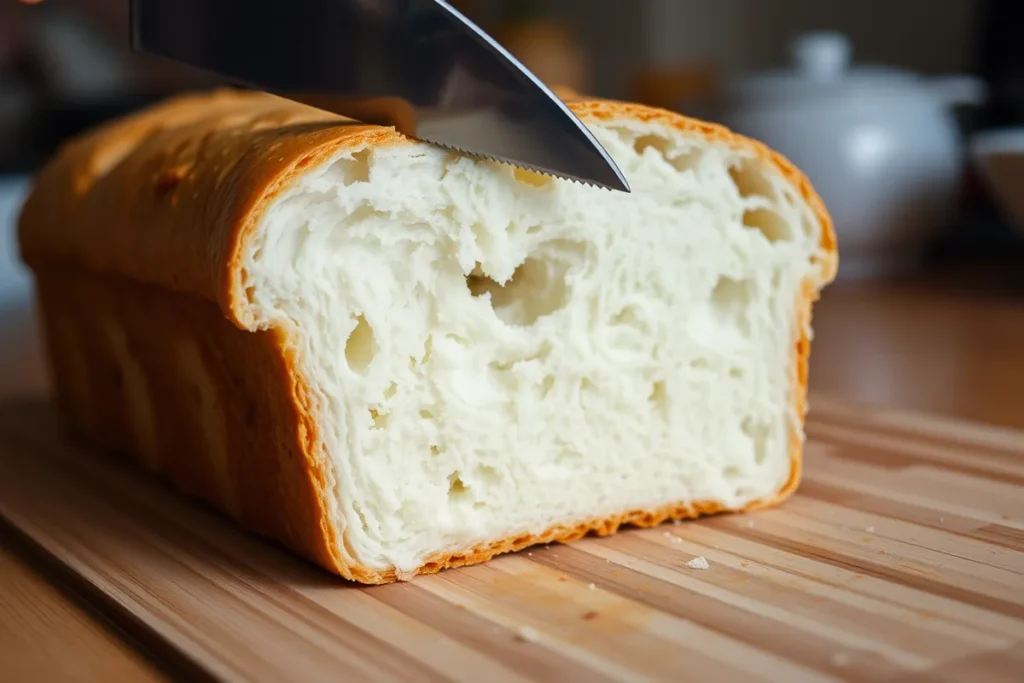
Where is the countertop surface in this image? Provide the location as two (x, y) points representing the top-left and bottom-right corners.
(1, 265), (1022, 682)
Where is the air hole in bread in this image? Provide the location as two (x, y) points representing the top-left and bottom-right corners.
(369, 408), (388, 429)
(634, 134), (671, 157)
(476, 465), (503, 486)
(447, 471), (469, 500)
(729, 159), (775, 199)
(742, 417), (771, 465)
(345, 314), (376, 373)
(473, 240), (586, 326)
(467, 257), (569, 326)
(332, 148), (371, 185)
(513, 167), (553, 189)
(802, 215), (817, 239)
(649, 380), (667, 404)
(648, 381), (669, 419)
(711, 276), (755, 335)
(743, 208), (791, 244)
(634, 135), (702, 172)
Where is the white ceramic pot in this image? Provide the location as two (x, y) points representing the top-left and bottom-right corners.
(717, 32), (985, 279)
(0, 175), (45, 399)
(0, 176), (31, 314)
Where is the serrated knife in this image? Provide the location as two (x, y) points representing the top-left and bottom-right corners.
(128, 0), (629, 192)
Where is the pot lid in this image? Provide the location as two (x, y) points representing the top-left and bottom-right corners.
(724, 31), (925, 102)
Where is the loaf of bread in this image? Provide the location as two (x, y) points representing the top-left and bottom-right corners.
(18, 90), (836, 583)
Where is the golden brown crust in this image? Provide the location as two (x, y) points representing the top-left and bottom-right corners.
(18, 89), (836, 584)
(33, 266), (343, 574)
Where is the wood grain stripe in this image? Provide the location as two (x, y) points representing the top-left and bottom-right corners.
(0, 447), (437, 682)
(492, 555), (828, 682)
(804, 445), (1024, 530)
(372, 582), (613, 683)
(703, 519), (1024, 621)
(0, 542), (166, 683)
(2, 397), (1023, 682)
(622, 528), (1012, 657)
(796, 479), (1024, 551)
(530, 544), (904, 680)
(811, 395), (1024, 457)
(667, 523), (1024, 641)
(807, 423), (1024, 484)
(416, 567), (655, 683)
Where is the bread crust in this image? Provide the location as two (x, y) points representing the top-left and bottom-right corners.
(18, 90), (836, 584)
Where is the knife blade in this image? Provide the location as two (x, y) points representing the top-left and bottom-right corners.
(129, 0), (629, 192)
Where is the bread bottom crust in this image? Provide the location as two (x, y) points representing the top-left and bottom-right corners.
(32, 265), (811, 585)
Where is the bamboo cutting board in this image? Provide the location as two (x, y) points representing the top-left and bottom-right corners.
(0, 397), (1022, 683)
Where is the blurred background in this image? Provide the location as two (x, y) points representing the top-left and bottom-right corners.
(2, 0), (1024, 415)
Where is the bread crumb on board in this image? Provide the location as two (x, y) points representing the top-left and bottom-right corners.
(685, 556), (710, 570)
(515, 626), (542, 643)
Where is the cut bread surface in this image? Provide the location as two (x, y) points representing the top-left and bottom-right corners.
(18, 91), (836, 583)
(242, 109), (832, 577)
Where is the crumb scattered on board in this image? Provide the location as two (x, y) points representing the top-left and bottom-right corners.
(588, 583), (596, 590)
(583, 610), (599, 621)
(685, 556), (710, 570)
(515, 626), (541, 643)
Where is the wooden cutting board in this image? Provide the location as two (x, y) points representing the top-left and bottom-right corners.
(0, 397), (1022, 683)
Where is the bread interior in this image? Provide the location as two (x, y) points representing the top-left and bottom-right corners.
(241, 118), (826, 574)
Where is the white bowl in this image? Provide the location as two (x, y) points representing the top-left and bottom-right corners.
(970, 127), (1024, 235)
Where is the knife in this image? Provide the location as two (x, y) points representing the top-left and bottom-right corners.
(128, 0), (630, 192)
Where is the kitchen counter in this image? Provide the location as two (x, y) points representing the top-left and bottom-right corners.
(811, 266), (1024, 429)
(1, 265), (1022, 681)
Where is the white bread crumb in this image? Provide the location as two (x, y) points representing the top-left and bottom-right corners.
(515, 626), (541, 643)
(685, 556), (710, 570)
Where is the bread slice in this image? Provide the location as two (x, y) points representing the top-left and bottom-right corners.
(18, 90), (836, 583)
